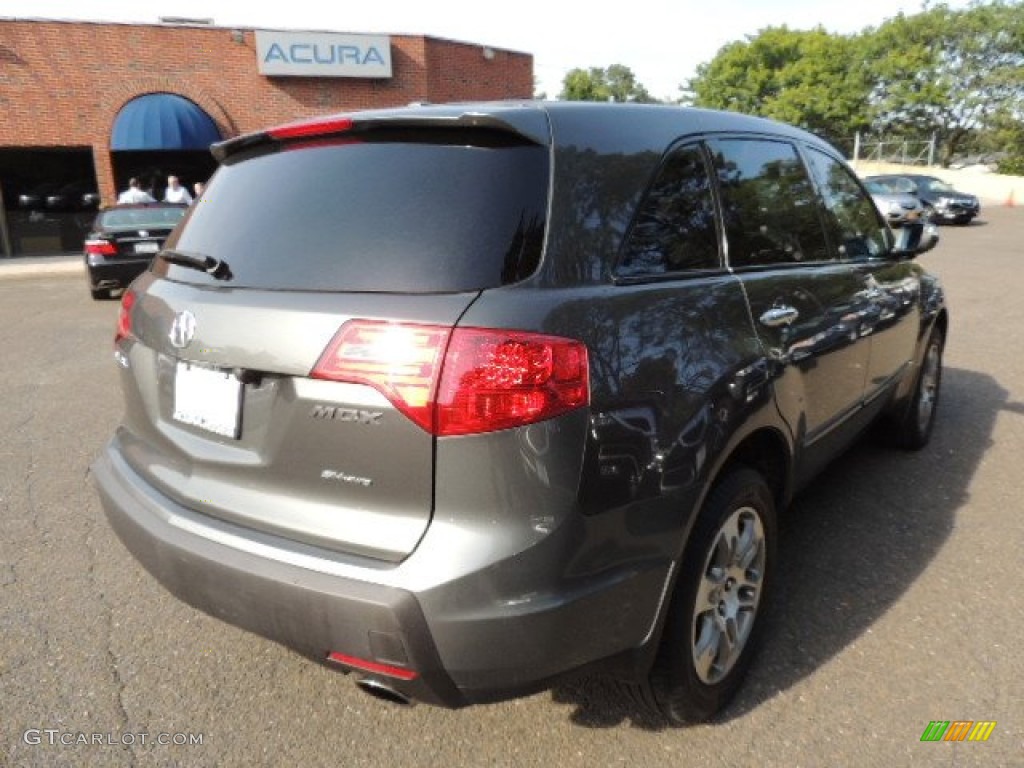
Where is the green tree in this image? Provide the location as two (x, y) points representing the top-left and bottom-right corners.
(866, 1), (1024, 165)
(980, 111), (1024, 174)
(683, 26), (873, 151)
(560, 64), (656, 103)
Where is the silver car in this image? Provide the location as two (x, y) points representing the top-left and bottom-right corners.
(863, 178), (926, 226)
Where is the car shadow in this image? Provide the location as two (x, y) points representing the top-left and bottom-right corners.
(550, 366), (1005, 729)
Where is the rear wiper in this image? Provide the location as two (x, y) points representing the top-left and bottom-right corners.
(160, 249), (232, 281)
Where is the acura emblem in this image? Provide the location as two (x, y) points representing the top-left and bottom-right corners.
(138, 230), (149, 238)
(169, 310), (196, 349)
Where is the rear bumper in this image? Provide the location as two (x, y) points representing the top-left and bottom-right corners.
(85, 257), (151, 289)
(92, 435), (672, 706)
(92, 444), (465, 707)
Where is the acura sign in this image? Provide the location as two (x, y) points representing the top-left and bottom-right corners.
(255, 31), (392, 78)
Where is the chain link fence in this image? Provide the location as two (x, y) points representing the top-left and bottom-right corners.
(851, 134), (937, 166)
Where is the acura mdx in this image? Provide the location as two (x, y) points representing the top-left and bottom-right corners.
(93, 102), (946, 723)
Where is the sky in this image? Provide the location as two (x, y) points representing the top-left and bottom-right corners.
(0, 0), (974, 101)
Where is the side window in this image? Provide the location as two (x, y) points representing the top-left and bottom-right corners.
(709, 138), (830, 268)
(617, 144), (720, 277)
(804, 148), (892, 259)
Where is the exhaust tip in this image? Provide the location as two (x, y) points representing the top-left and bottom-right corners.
(356, 678), (413, 706)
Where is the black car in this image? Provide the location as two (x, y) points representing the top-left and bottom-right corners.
(866, 173), (980, 225)
(93, 103), (946, 723)
(84, 203), (187, 299)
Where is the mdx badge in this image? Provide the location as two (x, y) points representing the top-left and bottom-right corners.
(310, 405), (383, 425)
(169, 310), (196, 349)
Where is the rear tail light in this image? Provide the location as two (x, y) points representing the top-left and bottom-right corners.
(115, 290), (136, 344)
(311, 321), (589, 436)
(437, 328), (589, 436)
(85, 239), (117, 257)
(312, 321), (449, 433)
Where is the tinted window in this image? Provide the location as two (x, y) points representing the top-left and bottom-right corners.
(156, 131), (549, 292)
(805, 148), (890, 259)
(98, 206), (187, 230)
(617, 144), (719, 277)
(710, 139), (829, 268)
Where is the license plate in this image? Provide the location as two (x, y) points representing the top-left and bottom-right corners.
(134, 242), (159, 254)
(173, 362), (242, 439)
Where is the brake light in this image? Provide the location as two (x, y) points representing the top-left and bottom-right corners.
(437, 329), (589, 436)
(267, 116), (354, 140)
(115, 290), (136, 344)
(85, 239), (117, 256)
(311, 321), (589, 436)
(311, 321), (449, 433)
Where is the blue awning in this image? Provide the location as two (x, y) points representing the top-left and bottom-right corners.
(111, 93), (221, 151)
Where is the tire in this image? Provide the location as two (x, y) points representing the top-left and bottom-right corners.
(90, 287), (110, 300)
(648, 467), (776, 724)
(890, 328), (944, 450)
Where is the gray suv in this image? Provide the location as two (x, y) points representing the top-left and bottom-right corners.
(93, 102), (946, 723)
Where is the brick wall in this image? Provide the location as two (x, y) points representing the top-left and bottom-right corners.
(424, 37), (535, 103)
(0, 19), (533, 200)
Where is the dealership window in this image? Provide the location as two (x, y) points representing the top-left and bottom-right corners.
(0, 148), (99, 256)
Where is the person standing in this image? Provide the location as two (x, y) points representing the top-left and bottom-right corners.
(117, 177), (156, 204)
(164, 175), (193, 205)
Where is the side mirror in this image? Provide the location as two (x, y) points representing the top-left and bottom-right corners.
(893, 219), (939, 258)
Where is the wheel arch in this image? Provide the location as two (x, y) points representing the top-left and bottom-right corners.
(608, 422), (794, 695)
(713, 427), (792, 513)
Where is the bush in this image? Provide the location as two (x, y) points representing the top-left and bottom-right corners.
(997, 155), (1024, 176)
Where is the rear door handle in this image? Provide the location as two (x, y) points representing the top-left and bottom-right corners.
(759, 306), (800, 328)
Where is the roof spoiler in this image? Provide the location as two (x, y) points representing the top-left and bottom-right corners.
(211, 108), (550, 163)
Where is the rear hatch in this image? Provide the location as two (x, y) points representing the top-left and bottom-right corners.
(114, 107), (551, 562)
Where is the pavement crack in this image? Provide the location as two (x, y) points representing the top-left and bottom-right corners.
(82, 485), (137, 768)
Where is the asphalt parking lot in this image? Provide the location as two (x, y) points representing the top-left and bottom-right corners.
(1, 208), (1022, 767)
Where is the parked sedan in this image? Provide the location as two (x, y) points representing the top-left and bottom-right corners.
(84, 203), (187, 299)
(866, 174), (980, 225)
(863, 179), (926, 227)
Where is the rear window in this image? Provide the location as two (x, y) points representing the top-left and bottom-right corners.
(156, 130), (549, 292)
(99, 206), (187, 229)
